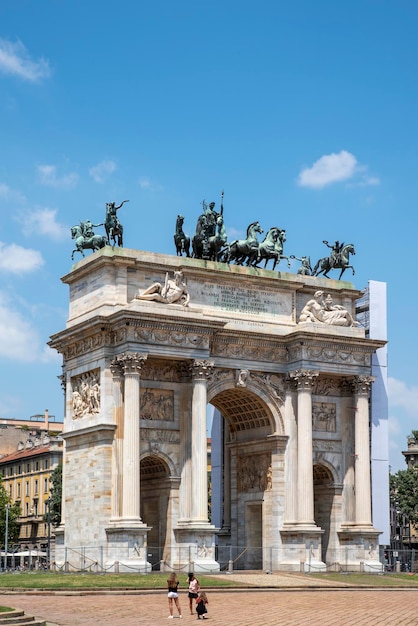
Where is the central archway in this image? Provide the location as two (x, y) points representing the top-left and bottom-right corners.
(208, 383), (283, 569)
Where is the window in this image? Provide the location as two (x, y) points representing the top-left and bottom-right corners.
(44, 459), (49, 470)
(25, 481), (29, 496)
(35, 479), (38, 495)
(26, 463), (30, 473)
(9, 484), (12, 498)
(44, 478), (48, 493)
(18, 465), (21, 474)
(17, 483), (21, 498)
(35, 461), (39, 471)
(8, 467), (13, 476)
(25, 502), (29, 516)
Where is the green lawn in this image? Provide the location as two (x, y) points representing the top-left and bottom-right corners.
(0, 572), (237, 590)
(0, 571), (418, 590)
(309, 572), (418, 587)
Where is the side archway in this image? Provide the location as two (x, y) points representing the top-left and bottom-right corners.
(140, 454), (173, 570)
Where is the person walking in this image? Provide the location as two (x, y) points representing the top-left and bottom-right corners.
(167, 572), (182, 619)
(196, 592), (208, 620)
(187, 572), (200, 615)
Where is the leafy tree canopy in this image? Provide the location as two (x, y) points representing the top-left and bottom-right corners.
(390, 466), (418, 528)
(0, 478), (20, 547)
(49, 464), (62, 528)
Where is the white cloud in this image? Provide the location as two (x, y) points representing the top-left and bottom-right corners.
(138, 176), (163, 191)
(388, 377), (418, 417)
(0, 182), (26, 204)
(0, 38), (51, 83)
(21, 208), (67, 241)
(0, 242), (44, 274)
(139, 177), (152, 189)
(37, 164), (78, 189)
(298, 150), (358, 189)
(0, 301), (41, 362)
(89, 160), (117, 183)
(39, 344), (62, 364)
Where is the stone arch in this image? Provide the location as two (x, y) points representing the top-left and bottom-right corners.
(208, 376), (283, 437)
(140, 450), (176, 478)
(313, 463), (337, 564)
(313, 460), (338, 485)
(139, 454), (173, 569)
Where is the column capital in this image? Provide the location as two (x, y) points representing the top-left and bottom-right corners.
(118, 352), (148, 376)
(290, 369), (319, 390)
(191, 359), (215, 381)
(110, 357), (124, 378)
(352, 375), (375, 396)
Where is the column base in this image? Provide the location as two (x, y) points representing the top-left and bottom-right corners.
(167, 524), (220, 573)
(280, 525), (326, 572)
(337, 525), (382, 572)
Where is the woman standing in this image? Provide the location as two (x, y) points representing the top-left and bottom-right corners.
(187, 572), (200, 615)
(167, 572), (182, 619)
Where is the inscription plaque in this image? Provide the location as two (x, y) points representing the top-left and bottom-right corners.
(191, 280), (293, 322)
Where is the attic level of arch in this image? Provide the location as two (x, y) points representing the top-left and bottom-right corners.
(50, 311), (382, 379)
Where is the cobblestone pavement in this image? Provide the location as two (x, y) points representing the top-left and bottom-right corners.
(2, 586), (418, 626)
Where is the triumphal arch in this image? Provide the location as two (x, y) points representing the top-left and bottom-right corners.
(49, 246), (384, 572)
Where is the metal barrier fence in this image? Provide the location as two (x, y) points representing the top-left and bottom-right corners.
(46, 544), (398, 574)
(382, 548), (417, 572)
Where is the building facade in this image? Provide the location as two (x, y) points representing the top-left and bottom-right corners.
(49, 247), (386, 572)
(0, 426), (63, 561)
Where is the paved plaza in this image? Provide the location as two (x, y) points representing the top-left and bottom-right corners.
(1, 574), (418, 626)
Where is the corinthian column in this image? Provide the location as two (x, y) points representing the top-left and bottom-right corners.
(120, 352), (147, 522)
(190, 360), (214, 523)
(110, 358), (124, 520)
(292, 370), (319, 526)
(283, 375), (298, 525)
(353, 376), (374, 527)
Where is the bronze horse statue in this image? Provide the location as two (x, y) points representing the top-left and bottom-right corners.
(174, 214), (190, 257)
(222, 221), (263, 265)
(249, 227), (290, 270)
(313, 243), (356, 280)
(71, 225), (107, 260)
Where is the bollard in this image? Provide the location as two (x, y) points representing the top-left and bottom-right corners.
(228, 560), (233, 573)
(114, 560), (120, 573)
(396, 560), (401, 573)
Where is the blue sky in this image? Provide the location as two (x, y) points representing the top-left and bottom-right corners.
(0, 1), (417, 471)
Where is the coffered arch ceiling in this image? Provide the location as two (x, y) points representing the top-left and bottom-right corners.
(210, 388), (273, 436)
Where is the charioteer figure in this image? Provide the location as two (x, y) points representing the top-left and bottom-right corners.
(192, 192), (223, 259)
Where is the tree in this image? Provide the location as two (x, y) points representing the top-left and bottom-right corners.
(0, 478), (20, 548)
(390, 466), (418, 528)
(49, 464), (62, 527)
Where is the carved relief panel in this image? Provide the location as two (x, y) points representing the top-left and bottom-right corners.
(140, 388), (174, 421)
(237, 453), (272, 493)
(312, 401), (337, 433)
(71, 369), (101, 419)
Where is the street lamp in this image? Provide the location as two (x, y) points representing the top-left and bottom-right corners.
(4, 504), (9, 572)
(46, 498), (51, 570)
